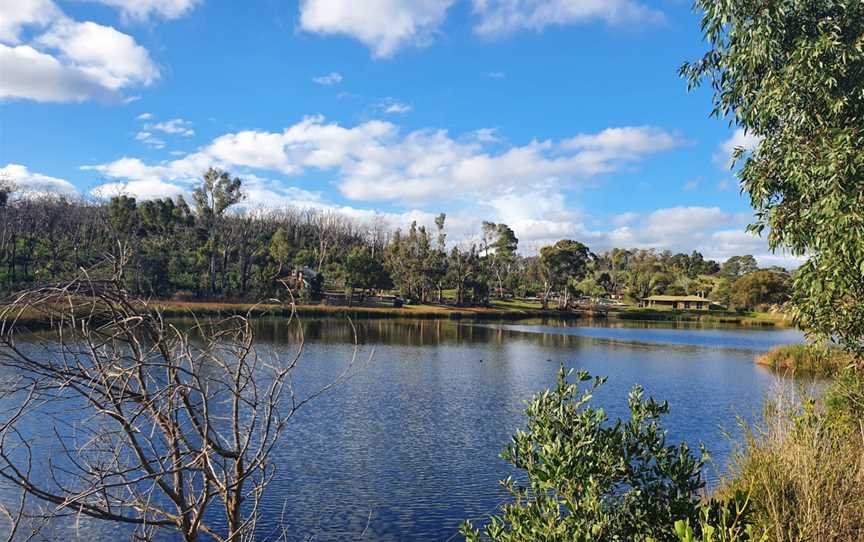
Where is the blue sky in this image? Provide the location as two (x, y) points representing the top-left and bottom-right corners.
(0, 0), (790, 265)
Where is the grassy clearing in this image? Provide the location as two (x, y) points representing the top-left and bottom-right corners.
(755, 344), (858, 376)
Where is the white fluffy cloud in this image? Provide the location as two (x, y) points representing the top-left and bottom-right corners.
(88, 0), (200, 21)
(471, 0), (664, 36)
(299, 0), (456, 58)
(0, 0), (61, 44)
(0, 43), (113, 102)
(35, 20), (159, 90)
(0, 164), (78, 197)
(299, 0), (664, 56)
(91, 179), (187, 200)
(0, 1), (160, 102)
(87, 117), (685, 205)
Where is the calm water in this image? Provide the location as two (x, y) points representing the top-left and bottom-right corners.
(4, 318), (805, 541)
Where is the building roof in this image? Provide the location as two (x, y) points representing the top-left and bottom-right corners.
(645, 295), (709, 302)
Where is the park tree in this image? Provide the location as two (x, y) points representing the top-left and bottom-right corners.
(425, 213), (449, 302)
(481, 221), (519, 298)
(539, 240), (592, 309)
(345, 246), (390, 304)
(729, 270), (791, 311)
(683, 0), (864, 355)
(720, 255), (758, 279)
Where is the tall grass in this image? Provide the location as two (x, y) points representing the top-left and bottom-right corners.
(755, 344), (857, 376)
(720, 372), (864, 541)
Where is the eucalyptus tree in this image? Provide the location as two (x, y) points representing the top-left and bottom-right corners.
(538, 240), (592, 309)
(481, 221), (519, 298)
(192, 168), (245, 295)
(683, 0), (864, 354)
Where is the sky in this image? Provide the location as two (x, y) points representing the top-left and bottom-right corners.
(0, 0), (793, 266)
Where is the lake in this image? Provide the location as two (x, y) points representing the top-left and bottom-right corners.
(4, 317), (805, 541)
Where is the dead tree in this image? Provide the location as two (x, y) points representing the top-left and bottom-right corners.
(0, 271), (356, 541)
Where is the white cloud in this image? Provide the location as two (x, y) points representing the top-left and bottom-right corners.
(715, 128), (762, 168)
(312, 72), (343, 85)
(0, 43), (113, 102)
(136, 112), (154, 120)
(87, 117), (685, 207)
(612, 211), (639, 227)
(381, 99), (412, 114)
(0, 163), (78, 197)
(35, 20), (159, 90)
(683, 179), (699, 191)
(0, 4), (159, 104)
(146, 118), (195, 136)
(135, 131), (166, 149)
(299, 0), (456, 58)
(471, 0), (664, 36)
(88, 0), (200, 21)
(485, 71), (505, 79)
(0, 0), (61, 44)
(91, 179), (187, 200)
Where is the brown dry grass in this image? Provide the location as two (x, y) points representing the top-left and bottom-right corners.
(720, 376), (864, 541)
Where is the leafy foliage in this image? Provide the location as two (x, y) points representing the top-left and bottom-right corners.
(682, 0), (864, 354)
(462, 366), (708, 542)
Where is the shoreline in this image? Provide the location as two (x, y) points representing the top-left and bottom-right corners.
(1, 299), (793, 329)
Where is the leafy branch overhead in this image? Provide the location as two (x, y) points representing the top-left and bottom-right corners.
(682, 0), (864, 355)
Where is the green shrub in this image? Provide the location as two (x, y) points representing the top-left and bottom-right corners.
(462, 366), (708, 541)
(663, 492), (767, 542)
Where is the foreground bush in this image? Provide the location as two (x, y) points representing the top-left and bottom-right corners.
(462, 366), (720, 541)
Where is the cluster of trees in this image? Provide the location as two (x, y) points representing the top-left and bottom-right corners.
(0, 169), (791, 311)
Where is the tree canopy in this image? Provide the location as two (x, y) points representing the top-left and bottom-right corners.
(683, 0), (864, 353)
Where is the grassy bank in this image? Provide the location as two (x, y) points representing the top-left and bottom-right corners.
(1, 298), (795, 330)
(755, 343), (858, 376)
(718, 366), (864, 540)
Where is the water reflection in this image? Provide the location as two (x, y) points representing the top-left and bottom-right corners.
(2, 317), (806, 541)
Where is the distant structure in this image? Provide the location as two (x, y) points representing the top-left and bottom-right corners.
(642, 295), (710, 311)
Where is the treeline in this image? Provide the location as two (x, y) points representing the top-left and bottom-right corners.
(0, 168), (791, 310)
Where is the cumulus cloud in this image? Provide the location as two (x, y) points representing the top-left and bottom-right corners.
(88, 0), (200, 21)
(0, 1), (160, 103)
(0, 0), (61, 44)
(0, 163), (78, 197)
(471, 0), (664, 36)
(312, 72), (343, 85)
(715, 128), (762, 168)
(91, 179), (187, 200)
(299, 0), (456, 58)
(0, 44), (114, 102)
(35, 20), (159, 89)
(86, 117), (685, 206)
